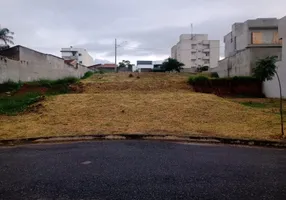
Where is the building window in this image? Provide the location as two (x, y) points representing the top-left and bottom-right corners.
(205, 52), (210, 56)
(192, 44), (196, 48)
(273, 31), (282, 44)
(204, 60), (210, 64)
(251, 32), (263, 44)
(191, 59), (196, 62)
(78, 53), (82, 56)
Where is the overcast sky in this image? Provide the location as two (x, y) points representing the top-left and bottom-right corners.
(1, 0), (286, 64)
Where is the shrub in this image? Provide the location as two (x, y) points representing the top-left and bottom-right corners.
(0, 80), (23, 93)
(232, 76), (259, 82)
(81, 71), (94, 79)
(210, 72), (219, 78)
(188, 76), (209, 85)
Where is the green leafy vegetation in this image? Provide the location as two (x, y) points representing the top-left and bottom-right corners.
(0, 80), (23, 93)
(188, 75), (209, 85)
(0, 77), (81, 115)
(0, 92), (42, 115)
(210, 72), (219, 78)
(161, 58), (184, 72)
(81, 71), (94, 79)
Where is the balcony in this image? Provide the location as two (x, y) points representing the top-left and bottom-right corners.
(202, 48), (210, 52)
(62, 55), (77, 60)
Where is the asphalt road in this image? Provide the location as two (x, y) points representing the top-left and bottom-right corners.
(0, 141), (286, 200)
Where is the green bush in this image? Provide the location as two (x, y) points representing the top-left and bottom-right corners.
(0, 80), (23, 93)
(210, 72), (219, 78)
(232, 76), (259, 82)
(188, 76), (209, 85)
(0, 92), (42, 115)
(81, 71), (94, 79)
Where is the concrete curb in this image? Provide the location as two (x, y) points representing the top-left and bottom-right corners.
(0, 134), (286, 148)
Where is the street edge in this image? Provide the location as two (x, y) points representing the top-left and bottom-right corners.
(0, 134), (286, 148)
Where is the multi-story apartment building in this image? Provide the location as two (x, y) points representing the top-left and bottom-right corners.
(61, 46), (94, 67)
(212, 18), (282, 77)
(171, 34), (220, 71)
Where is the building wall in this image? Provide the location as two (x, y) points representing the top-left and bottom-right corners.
(0, 47), (89, 83)
(212, 49), (251, 77)
(213, 47), (282, 78)
(171, 45), (177, 59)
(263, 16), (286, 98)
(209, 40), (220, 68)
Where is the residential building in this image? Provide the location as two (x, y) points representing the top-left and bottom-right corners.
(61, 46), (94, 66)
(88, 63), (117, 72)
(212, 18), (282, 77)
(136, 60), (153, 72)
(135, 60), (163, 72)
(263, 16), (286, 98)
(171, 34), (220, 71)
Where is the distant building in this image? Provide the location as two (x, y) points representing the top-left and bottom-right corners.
(135, 60), (163, 72)
(136, 60), (153, 72)
(171, 34), (220, 71)
(212, 18), (282, 77)
(61, 47), (94, 67)
(88, 63), (117, 72)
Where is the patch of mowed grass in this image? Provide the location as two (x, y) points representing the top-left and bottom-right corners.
(240, 101), (266, 108)
(0, 92), (42, 115)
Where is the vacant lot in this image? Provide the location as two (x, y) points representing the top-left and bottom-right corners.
(0, 73), (283, 140)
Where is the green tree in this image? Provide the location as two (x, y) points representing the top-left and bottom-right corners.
(162, 58), (184, 72)
(0, 28), (14, 45)
(253, 56), (284, 138)
(118, 60), (133, 71)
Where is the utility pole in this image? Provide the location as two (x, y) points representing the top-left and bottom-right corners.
(114, 38), (117, 73)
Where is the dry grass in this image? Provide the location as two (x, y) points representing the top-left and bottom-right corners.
(0, 73), (282, 140)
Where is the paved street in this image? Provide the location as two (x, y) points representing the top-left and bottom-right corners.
(0, 141), (286, 200)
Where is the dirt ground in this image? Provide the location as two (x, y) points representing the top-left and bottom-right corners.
(0, 73), (283, 140)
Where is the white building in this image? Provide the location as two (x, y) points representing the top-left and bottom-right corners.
(263, 16), (286, 98)
(171, 34), (220, 71)
(61, 47), (94, 67)
(135, 60), (163, 72)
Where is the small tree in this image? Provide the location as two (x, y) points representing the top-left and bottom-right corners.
(162, 58), (184, 72)
(118, 60), (132, 69)
(253, 56), (284, 138)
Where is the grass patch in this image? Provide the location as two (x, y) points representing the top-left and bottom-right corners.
(241, 101), (266, 108)
(81, 71), (94, 79)
(0, 92), (42, 115)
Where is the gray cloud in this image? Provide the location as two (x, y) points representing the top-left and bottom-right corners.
(1, 0), (286, 63)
